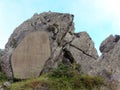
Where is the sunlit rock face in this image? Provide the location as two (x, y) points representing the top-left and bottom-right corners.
(1, 12), (99, 81)
(11, 31), (51, 79)
(1, 12), (76, 79)
(1, 11), (120, 90)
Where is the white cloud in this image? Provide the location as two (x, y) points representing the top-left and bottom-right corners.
(96, 0), (120, 15)
(95, 0), (120, 34)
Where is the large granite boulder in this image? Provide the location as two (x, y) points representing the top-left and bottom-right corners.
(1, 12), (98, 80)
(11, 31), (51, 79)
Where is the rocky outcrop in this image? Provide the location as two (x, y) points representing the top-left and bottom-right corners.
(64, 32), (98, 74)
(1, 12), (98, 80)
(100, 35), (117, 53)
(1, 11), (120, 90)
(70, 32), (98, 59)
(90, 35), (120, 90)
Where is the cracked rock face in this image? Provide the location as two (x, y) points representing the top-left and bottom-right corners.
(64, 32), (98, 74)
(71, 32), (98, 59)
(1, 12), (98, 79)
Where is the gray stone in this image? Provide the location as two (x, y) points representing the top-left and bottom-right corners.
(69, 46), (97, 74)
(11, 31), (51, 79)
(89, 35), (120, 90)
(71, 32), (98, 59)
(1, 48), (14, 79)
(60, 32), (99, 74)
(3, 81), (11, 88)
(100, 35), (120, 53)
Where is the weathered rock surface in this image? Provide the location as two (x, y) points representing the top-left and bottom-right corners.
(63, 32), (98, 74)
(90, 35), (120, 90)
(0, 12), (120, 90)
(100, 35), (116, 53)
(1, 12), (98, 80)
(71, 32), (98, 59)
(1, 11), (120, 90)
(11, 31), (51, 79)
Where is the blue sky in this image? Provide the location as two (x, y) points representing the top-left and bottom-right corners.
(0, 0), (120, 54)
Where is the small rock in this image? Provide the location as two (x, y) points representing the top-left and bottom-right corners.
(0, 85), (3, 90)
(3, 81), (11, 88)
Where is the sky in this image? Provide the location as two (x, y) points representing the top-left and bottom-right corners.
(0, 0), (120, 55)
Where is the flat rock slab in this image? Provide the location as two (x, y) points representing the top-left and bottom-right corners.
(11, 31), (51, 79)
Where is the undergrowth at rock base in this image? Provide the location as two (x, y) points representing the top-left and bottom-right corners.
(0, 71), (7, 83)
(10, 63), (105, 90)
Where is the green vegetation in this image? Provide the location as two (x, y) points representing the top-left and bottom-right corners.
(0, 71), (7, 90)
(0, 71), (7, 83)
(9, 63), (105, 90)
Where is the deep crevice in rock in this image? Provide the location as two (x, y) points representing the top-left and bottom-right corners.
(63, 48), (75, 64)
(114, 35), (120, 42)
(70, 44), (97, 59)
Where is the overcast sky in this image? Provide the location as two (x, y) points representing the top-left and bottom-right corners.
(1, 0), (120, 54)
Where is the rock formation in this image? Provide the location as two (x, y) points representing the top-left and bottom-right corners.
(1, 11), (120, 90)
(0, 12), (98, 80)
(90, 35), (120, 90)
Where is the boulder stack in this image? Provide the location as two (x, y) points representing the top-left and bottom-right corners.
(1, 12), (98, 80)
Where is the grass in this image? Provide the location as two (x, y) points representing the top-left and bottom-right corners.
(0, 71), (8, 90)
(0, 71), (7, 83)
(9, 63), (105, 90)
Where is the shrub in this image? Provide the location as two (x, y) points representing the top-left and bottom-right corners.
(49, 63), (78, 78)
(78, 74), (104, 89)
(48, 63), (105, 90)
